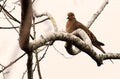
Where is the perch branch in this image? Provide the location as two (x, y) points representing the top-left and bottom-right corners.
(29, 30), (120, 66)
(66, 0), (109, 55)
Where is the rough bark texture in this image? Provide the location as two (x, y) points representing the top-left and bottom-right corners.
(19, 0), (32, 53)
(19, 0), (33, 79)
(29, 31), (120, 66)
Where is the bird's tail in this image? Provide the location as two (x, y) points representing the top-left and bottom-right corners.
(95, 40), (105, 46)
(94, 45), (106, 53)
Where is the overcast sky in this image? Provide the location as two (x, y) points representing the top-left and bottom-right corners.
(0, 0), (120, 79)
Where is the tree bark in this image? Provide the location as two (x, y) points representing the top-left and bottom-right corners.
(19, 0), (33, 79)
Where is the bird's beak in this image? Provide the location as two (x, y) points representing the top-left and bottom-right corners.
(67, 17), (69, 19)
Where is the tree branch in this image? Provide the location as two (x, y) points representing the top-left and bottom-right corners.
(19, 0), (32, 52)
(86, 0), (108, 28)
(65, 0), (109, 55)
(20, 0), (33, 79)
(0, 53), (26, 73)
(35, 12), (58, 32)
(29, 30), (120, 66)
(0, 4), (21, 23)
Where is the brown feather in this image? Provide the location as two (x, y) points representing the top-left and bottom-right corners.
(66, 12), (105, 53)
(66, 12), (114, 63)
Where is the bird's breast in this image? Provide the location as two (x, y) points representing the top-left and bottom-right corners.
(66, 20), (77, 33)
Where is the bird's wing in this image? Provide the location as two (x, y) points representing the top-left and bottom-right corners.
(75, 21), (104, 46)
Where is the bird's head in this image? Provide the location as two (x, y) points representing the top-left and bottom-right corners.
(67, 12), (75, 20)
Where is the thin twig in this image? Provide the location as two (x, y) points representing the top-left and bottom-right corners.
(35, 17), (50, 25)
(35, 52), (42, 79)
(33, 16), (42, 79)
(9, 6), (16, 13)
(0, 4), (21, 23)
(0, 18), (49, 29)
(39, 45), (49, 62)
(0, 26), (19, 29)
(0, 0), (7, 12)
(0, 53), (26, 73)
(33, 46), (49, 72)
(52, 45), (71, 59)
(2, 10), (19, 33)
(0, 65), (6, 79)
(22, 46), (48, 79)
(21, 70), (27, 79)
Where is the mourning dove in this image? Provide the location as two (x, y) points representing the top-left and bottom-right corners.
(66, 12), (105, 53)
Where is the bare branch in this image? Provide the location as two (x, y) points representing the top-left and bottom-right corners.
(29, 30), (120, 66)
(32, 46), (48, 79)
(0, 26), (19, 29)
(66, 0), (109, 55)
(20, 0), (33, 79)
(65, 29), (93, 55)
(32, 17), (42, 79)
(2, 10), (19, 33)
(21, 70), (27, 79)
(33, 46), (48, 72)
(102, 53), (120, 60)
(0, 4), (21, 23)
(0, 53), (26, 73)
(0, 0), (7, 12)
(35, 17), (50, 25)
(86, 0), (108, 28)
(35, 52), (42, 79)
(29, 29), (92, 51)
(39, 45), (49, 62)
(35, 12), (58, 32)
(53, 45), (71, 59)
(0, 18), (50, 29)
(19, 0), (32, 52)
(45, 12), (58, 32)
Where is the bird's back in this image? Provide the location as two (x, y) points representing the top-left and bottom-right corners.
(77, 21), (105, 46)
(66, 12), (104, 47)
(66, 12), (107, 54)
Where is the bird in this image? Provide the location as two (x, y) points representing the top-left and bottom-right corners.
(66, 12), (105, 53)
(66, 12), (114, 63)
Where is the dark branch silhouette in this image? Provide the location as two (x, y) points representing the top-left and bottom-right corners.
(19, 0), (33, 79)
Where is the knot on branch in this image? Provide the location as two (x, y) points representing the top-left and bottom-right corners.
(65, 29), (93, 55)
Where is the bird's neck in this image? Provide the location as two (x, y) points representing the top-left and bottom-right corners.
(68, 18), (76, 22)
